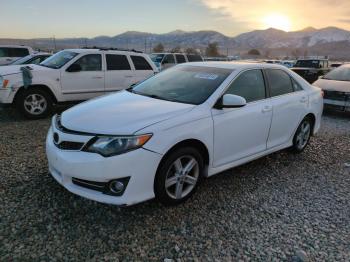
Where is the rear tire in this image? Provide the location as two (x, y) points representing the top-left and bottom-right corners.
(291, 117), (312, 153)
(16, 88), (53, 119)
(154, 147), (204, 206)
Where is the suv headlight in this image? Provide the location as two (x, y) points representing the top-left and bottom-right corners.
(83, 134), (152, 157)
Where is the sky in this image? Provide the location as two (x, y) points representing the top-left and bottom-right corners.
(1, 0), (350, 39)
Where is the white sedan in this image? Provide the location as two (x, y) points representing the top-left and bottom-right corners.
(46, 62), (323, 206)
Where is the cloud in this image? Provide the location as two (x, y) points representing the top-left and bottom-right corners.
(196, 0), (350, 31)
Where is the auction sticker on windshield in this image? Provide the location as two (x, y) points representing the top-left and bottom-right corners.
(194, 73), (219, 80)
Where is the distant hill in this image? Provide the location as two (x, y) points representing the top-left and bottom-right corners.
(2, 27), (350, 59)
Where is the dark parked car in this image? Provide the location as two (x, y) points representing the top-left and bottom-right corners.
(291, 59), (331, 83)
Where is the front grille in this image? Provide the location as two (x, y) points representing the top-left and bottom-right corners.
(56, 141), (85, 151)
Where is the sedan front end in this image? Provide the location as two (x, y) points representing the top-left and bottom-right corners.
(46, 116), (162, 206)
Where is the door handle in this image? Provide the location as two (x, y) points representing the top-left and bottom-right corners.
(125, 75), (133, 78)
(300, 97), (308, 103)
(262, 106), (272, 113)
(92, 76), (103, 79)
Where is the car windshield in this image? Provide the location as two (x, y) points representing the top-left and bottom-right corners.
(130, 65), (233, 105)
(40, 50), (78, 69)
(150, 54), (165, 63)
(294, 60), (320, 68)
(10, 55), (32, 65)
(323, 66), (350, 81)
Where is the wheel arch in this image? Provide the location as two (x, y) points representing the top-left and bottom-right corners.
(304, 113), (316, 135)
(14, 84), (58, 104)
(155, 138), (210, 179)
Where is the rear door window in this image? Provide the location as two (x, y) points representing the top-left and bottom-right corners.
(162, 54), (175, 64)
(106, 54), (131, 70)
(10, 48), (29, 57)
(131, 56), (153, 70)
(175, 54), (186, 64)
(0, 48), (9, 57)
(187, 54), (203, 62)
(266, 69), (294, 97)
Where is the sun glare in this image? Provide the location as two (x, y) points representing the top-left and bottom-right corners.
(263, 14), (292, 31)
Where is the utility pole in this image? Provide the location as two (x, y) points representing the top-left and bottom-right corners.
(144, 38), (147, 53)
(53, 36), (57, 51)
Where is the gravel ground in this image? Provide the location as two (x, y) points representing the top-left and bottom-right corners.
(0, 107), (349, 261)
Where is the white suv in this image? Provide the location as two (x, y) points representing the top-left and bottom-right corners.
(0, 45), (34, 65)
(150, 53), (203, 71)
(0, 48), (158, 119)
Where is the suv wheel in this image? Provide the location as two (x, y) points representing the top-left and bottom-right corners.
(154, 147), (204, 206)
(17, 88), (53, 119)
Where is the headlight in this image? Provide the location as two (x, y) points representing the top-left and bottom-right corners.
(83, 134), (152, 157)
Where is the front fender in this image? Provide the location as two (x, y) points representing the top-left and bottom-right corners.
(140, 115), (214, 167)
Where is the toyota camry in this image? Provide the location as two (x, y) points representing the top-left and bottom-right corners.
(46, 62), (323, 206)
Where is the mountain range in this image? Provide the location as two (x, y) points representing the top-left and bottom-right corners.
(2, 27), (350, 59)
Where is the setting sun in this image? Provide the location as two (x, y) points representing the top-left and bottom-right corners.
(263, 14), (292, 31)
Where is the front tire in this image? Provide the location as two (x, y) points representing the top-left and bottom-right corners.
(154, 147), (204, 206)
(291, 117), (312, 153)
(16, 88), (53, 119)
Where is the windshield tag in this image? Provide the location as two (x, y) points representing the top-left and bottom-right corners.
(194, 73), (218, 80)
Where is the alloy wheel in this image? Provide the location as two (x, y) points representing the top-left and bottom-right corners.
(165, 155), (200, 200)
(24, 94), (47, 115)
(296, 121), (311, 150)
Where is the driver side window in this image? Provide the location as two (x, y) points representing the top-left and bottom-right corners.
(73, 54), (102, 71)
(225, 70), (266, 103)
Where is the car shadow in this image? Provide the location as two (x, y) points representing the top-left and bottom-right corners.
(323, 108), (350, 119)
(0, 105), (74, 123)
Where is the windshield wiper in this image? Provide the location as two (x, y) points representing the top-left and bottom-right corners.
(129, 90), (175, 102)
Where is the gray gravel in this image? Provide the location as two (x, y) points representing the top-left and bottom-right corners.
(0, 107), (349, 261)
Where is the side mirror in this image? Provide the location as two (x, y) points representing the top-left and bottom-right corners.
(216, 94), (247, 109)
(318, 75), (323, 79)
(129, 83), (137, 88)
(67, 64), (82, 72)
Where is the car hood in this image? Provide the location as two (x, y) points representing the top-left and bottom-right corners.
(313, 79), (350, 93)
(61, 91), (196, 135)
(0, 64), (52, 76)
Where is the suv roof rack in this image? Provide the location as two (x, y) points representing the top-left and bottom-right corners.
(83, 46), (143, 53)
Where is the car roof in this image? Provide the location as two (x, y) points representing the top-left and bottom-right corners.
(297, 58), (328, 61)
(63, 49), (146, 55)
(183, 61), (287, 70)
(32, 52), (50, 56)
(0, 45), (32, 49)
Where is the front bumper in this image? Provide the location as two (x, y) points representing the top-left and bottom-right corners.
(323, 91), (350, 111)
(0, 88), (15, 104)
(46, 126), (162, 206)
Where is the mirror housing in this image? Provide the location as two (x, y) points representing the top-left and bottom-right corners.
(215, 94), (247, 109)
(129, 82), (137, 88)
(67, 64), (82, 73)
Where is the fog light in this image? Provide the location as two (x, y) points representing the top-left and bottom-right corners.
(109, 181), (125, 194)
